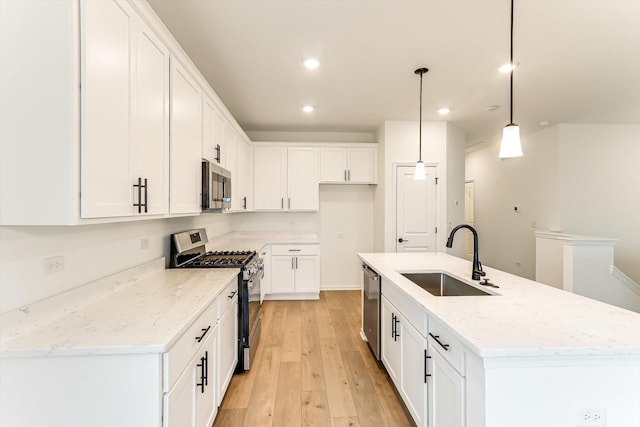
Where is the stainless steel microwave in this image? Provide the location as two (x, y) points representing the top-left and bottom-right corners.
(202, 160), (231, 212)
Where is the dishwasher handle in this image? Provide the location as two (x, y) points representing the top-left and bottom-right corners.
(362, 264), (380, 281)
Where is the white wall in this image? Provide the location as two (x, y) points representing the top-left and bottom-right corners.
(445, 123), (467, 258)
(557, 124), (640, 283)
(231, 185), (375, 290)
(465, 125), (560, 279)
(0, 215), (231, 314)
(466, 123), (640, 284)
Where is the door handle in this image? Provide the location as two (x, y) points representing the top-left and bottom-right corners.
(398, 238), (409, 243)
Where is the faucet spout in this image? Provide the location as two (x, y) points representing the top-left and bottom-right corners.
(446, 224), (486, 281)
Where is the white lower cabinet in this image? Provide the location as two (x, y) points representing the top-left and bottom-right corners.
(268, 244), (320, 299)
(381, 295), (427, 426)
(428, 342), (465, 427)
(217, 285), (239, 405)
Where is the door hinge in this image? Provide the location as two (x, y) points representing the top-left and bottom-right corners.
(435, 227), (438, 234)
(435, 177), (439, 184)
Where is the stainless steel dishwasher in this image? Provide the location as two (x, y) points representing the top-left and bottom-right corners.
(362, 263), (381, 360)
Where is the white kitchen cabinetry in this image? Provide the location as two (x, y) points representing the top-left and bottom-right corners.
(268, 244), (320, 299)
(81, 0), (170, 218)
(217, 281), (239, 405)
(202, 97), (224, 166)
(235, 136), (254, 211)
(170, 60), (202, 215)
(319, 146), (377, 184)
(253, 146), (318, 211)
(427, 341), (465, 427)
(381, 295), (427, 426)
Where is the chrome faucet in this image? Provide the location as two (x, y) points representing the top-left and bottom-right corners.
(446, 224), (486, 281)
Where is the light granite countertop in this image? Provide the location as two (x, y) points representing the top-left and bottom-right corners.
(206, 232), (319, 253)
(358, 252), (640, 359)
(0, 265), (239, 358)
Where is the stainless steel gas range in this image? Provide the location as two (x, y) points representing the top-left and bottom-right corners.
(170, 229), (263, 373)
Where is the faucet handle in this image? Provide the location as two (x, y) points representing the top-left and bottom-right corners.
(474, 269), (486, 277)
(476, 260), (486, 275)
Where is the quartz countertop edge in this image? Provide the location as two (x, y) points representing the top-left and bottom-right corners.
(358, 252), (640, 359)
(0, 268), (240, 359)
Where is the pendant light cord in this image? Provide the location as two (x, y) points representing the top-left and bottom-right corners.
(510, 0), (514, 124)
(419, 71), (423, 162)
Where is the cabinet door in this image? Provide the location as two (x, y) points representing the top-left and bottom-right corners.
(164, 354), (197, 427)
(401, 319), (427, 426)
(81, 0), (135, 218)
(213, 110), (227, 167)
(347, 148), (376, 183)
(319, 148), (348, 183)
(217, 296), (238, 406)
(236, 137), (252, 211)
(428, 343), (465, 427)
(253, 146), (287, 210)
(202, 97), (216, 163)
(294, 256), (319, 293)
(381, 296), (401, 387)
(260, 246), (271, 300)
(225, 123), (237, 206)
(196, 328), (217, 427)
(271, 256), (295, 293)
(288, 147), (318, 211)
(170, 60), (202, 214)
(132, 20), (169, 215)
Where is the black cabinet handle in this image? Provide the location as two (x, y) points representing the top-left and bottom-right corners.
(133, 177), (148, 213)
(348, 170), (351, 181)
(215, 144), (221, 163)
(429, 332), (450, 351)
(196, 351), (208, 393)
(195, 325), (211, 343)
(424, 349), (432, 383)
(393, 315), (400, 341)
(391, 313), (395, 339)
(228, 290), (237, 299)
(243, 196), (247, 210)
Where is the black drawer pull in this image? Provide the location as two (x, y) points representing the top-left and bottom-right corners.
(424, 349), (431, 383)
(393, 314), (400, 341)
(429, 332), (450, 351)
(195, 325), (211, 343)
(228, 290), (237, 299)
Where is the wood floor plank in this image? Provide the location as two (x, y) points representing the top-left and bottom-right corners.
(302, 390), (331, 427)
(331, 417), (361, 427)
(330, 308), (360, 352)
(315, 294), (336, 338)
(341, 351), (385, 426)
(212, 408), (246, 427)
(324, 291), (344, 310)
(367, 367), (413, 427)
(281, 301), (302, 363)
(301, 300), (326, 391)
(320, 337), (358, 418)
(220, 341), (263, 409)
(242, 346), (282, 426)
(263, 302), (287, 347)
(273, 362), (302, 426)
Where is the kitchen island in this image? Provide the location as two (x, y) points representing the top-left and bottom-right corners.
(359, 252), (640, 427)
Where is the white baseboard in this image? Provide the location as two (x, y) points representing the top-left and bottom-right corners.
(360, 329), (367, 342)
(320, 284), (362, 291)
(263, 292), (319, 301)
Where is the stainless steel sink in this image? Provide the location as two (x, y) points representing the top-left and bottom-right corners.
(401, 272), (492, 296)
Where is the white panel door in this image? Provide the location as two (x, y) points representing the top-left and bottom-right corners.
(347, 148), (375, 183)
(401, 319), (427, 426)
(170, 61), (202, 214)
(81, 0), (134, 218)
(163, 355), (197, 427)
(396, 165), (437, 252)
(319, 147), (348, 182)
(293, 256), (319, 293)
(381, 296), (401, 388)
(271, 256), (295, 293)
(196, 328), (216, 427)
(288, 147), (318, 211)
(131, 20), (169, 215)
(253, 146), (287, 210)
(428, 343), (465, 427)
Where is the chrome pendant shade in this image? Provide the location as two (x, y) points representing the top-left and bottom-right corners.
(498, 0), (523, 158)
(414, 67), (429, 180)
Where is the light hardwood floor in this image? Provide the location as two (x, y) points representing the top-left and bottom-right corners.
(213, 291), (413, 427)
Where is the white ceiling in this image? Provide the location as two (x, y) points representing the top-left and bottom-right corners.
(147, 0), (640, 144)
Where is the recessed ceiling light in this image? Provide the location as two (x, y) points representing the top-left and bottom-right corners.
(499, 62), (519, 73)
(487, 105), (501, 111)
(438, 108), (451, 115)
(304, 58), (319, 70)
(302, 105), (314, 113)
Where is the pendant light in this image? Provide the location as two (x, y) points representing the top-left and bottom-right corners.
(498, 0), (523, 158)
(414, 67), (429, 180)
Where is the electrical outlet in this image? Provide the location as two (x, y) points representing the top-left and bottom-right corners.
(337, 233), (345, 239)
(140, 237), (149, 250)
(576, 408), (606, 426)
(43, 255), (64, 275)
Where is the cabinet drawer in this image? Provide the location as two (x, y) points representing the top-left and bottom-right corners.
(218, 277), (239, 318)
(428, 316), (465, 376)
(271, 244), (319, 256)
(163, 301), (217, 392)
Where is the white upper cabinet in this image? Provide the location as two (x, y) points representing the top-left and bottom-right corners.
(202, 97), (228, 168)
(319, 145), (377, 184)
(170, 60), (202, 214)
(236, 137), (254, 211)
(253, 145), (318, 211)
